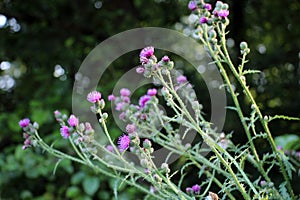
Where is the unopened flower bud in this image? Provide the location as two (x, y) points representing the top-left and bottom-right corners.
(101, 112), (108, 120)
(143, 139), (152, 149)
(140, 159), (150, 168)
(79, 123), (85, 132)
(153, 174), (162, 183)
(166, 61), (174, 70)
(98, 99), (105, 109)
(240, 41), (248, 50)
(221, 3), (229, 10)
(126, 124), (136, 133)
(33, 122), (39, 130)
(209, 30), (217, 39)
(161, 163), (170, 174)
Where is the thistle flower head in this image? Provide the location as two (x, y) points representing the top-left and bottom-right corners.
(140, 46), (154, 64)
(68, 114), (79, 127)
(19, 118), (30, 128)
(60, 126), (70, 139)
(118, 134), (130, 152)
(139, 95), (151, 108)
(87, 91), (102, 103)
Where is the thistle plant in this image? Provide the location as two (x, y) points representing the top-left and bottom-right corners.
(19, 1), (300, 199)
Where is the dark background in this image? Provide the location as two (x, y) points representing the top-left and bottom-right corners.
(0, 0), (299, 199)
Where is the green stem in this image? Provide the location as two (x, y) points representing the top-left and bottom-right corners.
(218, 25), (294, 198)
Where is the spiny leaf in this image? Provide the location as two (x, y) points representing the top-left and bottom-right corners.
(279, 182), (291, 199)
(281, 154), (295, 179)
(242, 69), (261, 75)
(268, 115), (300, 122)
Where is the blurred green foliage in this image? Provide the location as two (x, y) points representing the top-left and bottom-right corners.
(0, 0), (299, 199)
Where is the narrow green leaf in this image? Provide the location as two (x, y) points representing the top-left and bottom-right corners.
(242, 69), (261, 75)
(53, 158), (63, 176)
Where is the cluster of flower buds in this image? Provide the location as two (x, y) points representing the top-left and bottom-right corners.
(54, 110), (96, 151)
(19, 118), (39, 150)
(188, 0), (230, 25)
(109, 87), (158, 125)
(137, 46), (174, 78)
(186, 184), (201, 195)
(240, 41), (250, 55)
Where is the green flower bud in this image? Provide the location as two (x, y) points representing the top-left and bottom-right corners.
(209, 30), (217, 39)
(216, 1), (223, 8)
(140, 159), (150, 168)
(101, 112), (108, 120)
(161, 163), (170, 174)
(33, 122), (39, 130)
(222, 3), (229, 10)
(240, 41), (248, 50)
(153, 174), (162, 183)
(143, 139), (152, 149)
(166, 61), (174, 70)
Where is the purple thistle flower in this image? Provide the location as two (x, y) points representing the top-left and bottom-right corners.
(277, 146), (283, 150)
(176, 75), (187, 83)
(140, 46), (154, 64)
(186, 187), (193, 194)
(162, 55), (170, 62)
(147, 88), (157, 96)
(118, 134), (130, 152)
(122, 96), (130, 103)
(200, 17), (208, 24)
(217, 10), (229, 18)
(116, 102), (126, 111)
(106, 145), (114, 152)
(22, 138), (32, 150)
(87, 91), (102, 103)
(108, 94), (116, 101)
(19, 118), (30, 128)
(120, 88), (131, 97)
(68, 114), (78, 127)
(260, 180), (266, 186)
(126, 124), (136, 133)
(60, 126), (70, 139)
(192, 184), (201, 194)
(136, 66), (145, 74)
(204, 3), (212, 10)
(139, 95), (151, 108)
(54, 110), (61, 116)
(119, 112), (126, 120)
(188, 1), (197, 11)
